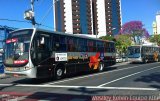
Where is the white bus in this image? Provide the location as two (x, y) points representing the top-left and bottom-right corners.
(128, 45), (160, 63)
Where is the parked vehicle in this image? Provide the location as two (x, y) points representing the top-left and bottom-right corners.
(122, 56), (128, 62)
(116, 56), (123, 63)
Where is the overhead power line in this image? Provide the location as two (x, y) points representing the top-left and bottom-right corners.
(0, 18), (31, 24)
(0, 18), (54, 30)
(37, 0), (54, 27)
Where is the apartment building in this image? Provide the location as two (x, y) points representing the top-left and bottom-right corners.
(54, 0), (121, 36)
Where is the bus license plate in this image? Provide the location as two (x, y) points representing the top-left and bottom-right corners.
(6, 67), (13, 71)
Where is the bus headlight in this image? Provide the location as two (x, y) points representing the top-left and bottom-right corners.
(20, 66), (31, 71)
(24, 66), (31, 70)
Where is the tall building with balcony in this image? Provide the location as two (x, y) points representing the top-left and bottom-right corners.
(53, 0), (121, 36)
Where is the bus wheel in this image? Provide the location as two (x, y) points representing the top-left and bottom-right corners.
(98, 63), (104, 72)
(55, 67), (64, 79)
(144, 59), (148, 63)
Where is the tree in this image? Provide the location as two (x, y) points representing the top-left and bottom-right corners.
(115, 34), (132, 55)
(119, 21), (149, 45)
(99, 34), (131, 55)
(99, 34), (115, 41)
(149, 35), (160, 46)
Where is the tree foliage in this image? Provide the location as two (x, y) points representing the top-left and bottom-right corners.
(99, 34), (131, 55)
(149, 35), (160, 46)
(99, 35), (115, 41)
(119, 21), (150, 45)
(115, 34), (132, 54)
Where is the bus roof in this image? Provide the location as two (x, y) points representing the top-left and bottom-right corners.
(128, 44), (159, 48)
(10, 28), (115, 43)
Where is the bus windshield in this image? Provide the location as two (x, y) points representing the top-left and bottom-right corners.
(128, 46), (141, 58)
(5, 29), (33, 65)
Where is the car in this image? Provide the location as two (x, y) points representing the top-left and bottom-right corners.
(116, 56), (123, 63)
(122, 56), (128, 62)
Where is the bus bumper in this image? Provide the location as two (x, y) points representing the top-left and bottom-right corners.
(128, 58), (143, 63)
(4, 67), (37, 78)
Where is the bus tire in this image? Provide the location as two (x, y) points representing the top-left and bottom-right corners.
(55, 66), (64, 79)
(144, 59), (148, 63)
(98, 62), (104, 72)
(143, 58), (147, 64)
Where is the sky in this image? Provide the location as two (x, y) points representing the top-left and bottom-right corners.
(0, 0), (160, 35)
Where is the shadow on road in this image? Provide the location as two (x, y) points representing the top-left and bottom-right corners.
(11, 66), (117, 84)
(1, 87), (107, 101)
(12, 92), (92, 101)
(0, 91), (92, 101)
(68, 87), (107, 95)
(134, 72), (160, 89)
(12, 78), (54, 84)
(64, 66), (117, 79)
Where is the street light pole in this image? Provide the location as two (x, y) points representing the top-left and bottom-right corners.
(31, 0), (36, 28)
(24, 0), (36, 28)
(53, 0), (60, 31)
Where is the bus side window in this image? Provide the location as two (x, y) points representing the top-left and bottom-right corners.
(78, 38), (85, 52)
(38, 34), (51, 51)
(88, 40), (94, 52)
(53, 35), (60, 51)
(67, 37), (75, 52)
(60, 36), (67, 52)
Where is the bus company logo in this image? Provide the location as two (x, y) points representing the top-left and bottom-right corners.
(55, 53), (67, 61)
(55, 56), (59, 61)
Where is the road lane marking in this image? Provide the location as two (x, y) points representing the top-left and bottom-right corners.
(0, 84), (158, 91)
(98, 66), (160, 87)
(47, 63), (156, 85)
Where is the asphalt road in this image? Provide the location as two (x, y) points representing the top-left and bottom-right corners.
(0, 62), (160, 101)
